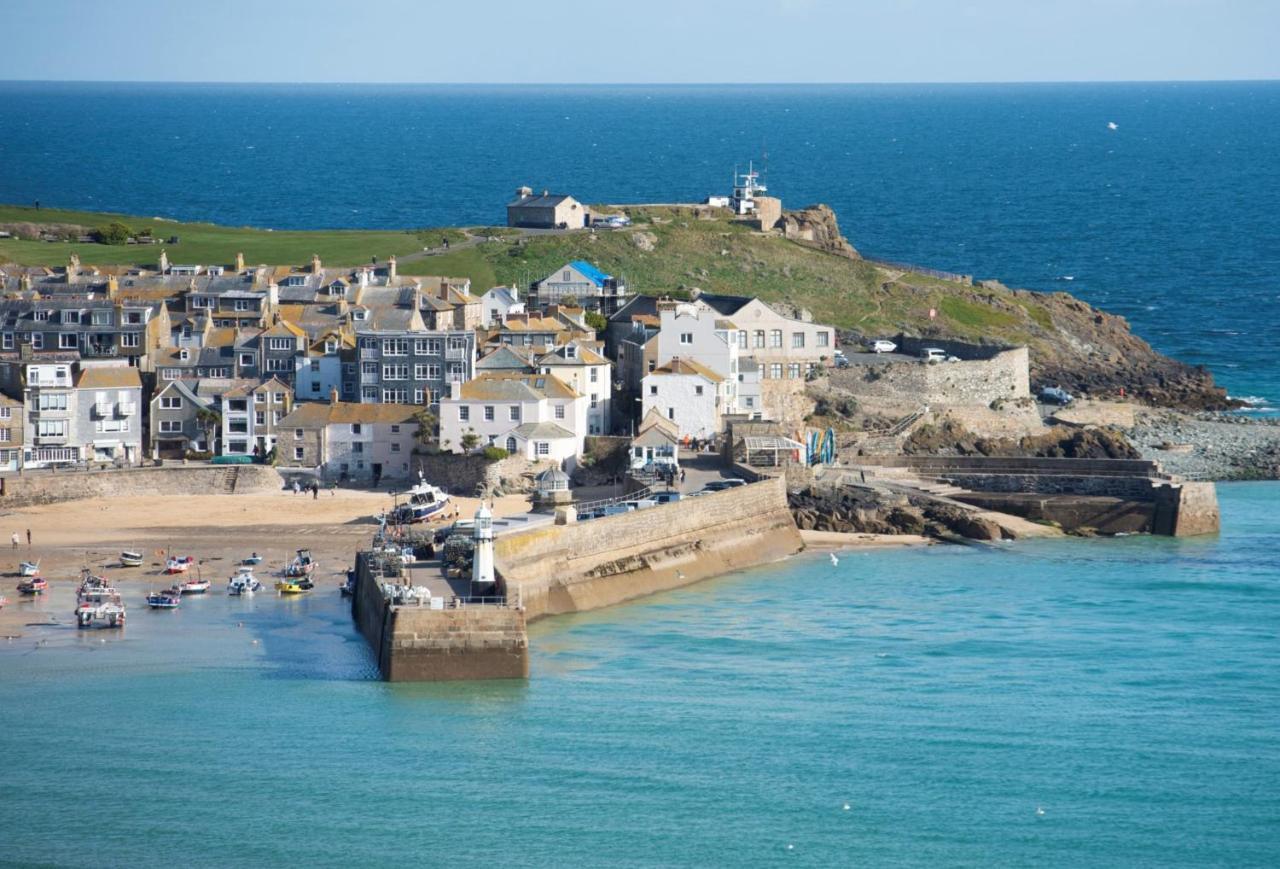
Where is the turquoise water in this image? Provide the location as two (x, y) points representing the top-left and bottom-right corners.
(1, 483), (1277, 867)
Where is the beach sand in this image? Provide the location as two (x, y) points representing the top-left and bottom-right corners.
(0, 489), (532, 638)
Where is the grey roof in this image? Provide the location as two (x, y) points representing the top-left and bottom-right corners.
(512, 422), (576, 440)
(536, 466), (570, 483)
(509, 192), (576, 208)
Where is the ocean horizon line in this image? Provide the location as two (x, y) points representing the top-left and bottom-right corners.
(2, 78), (1278, 88)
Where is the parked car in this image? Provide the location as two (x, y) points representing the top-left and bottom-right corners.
(871, 339), (897, 354)
(1039, 386), (1074, 406)
(653, 492), (682, 504)
(703, 478), (747, 492)
(834, 353), (851, 369)
(921, 347), (948, 363)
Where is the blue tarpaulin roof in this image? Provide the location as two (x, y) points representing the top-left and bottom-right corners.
(569, 260), (610, 287)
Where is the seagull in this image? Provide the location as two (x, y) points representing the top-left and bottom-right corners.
(1107, 121), (1118, 130)
(830, 552), (840, 567)
(1036, 806), (1046, 816)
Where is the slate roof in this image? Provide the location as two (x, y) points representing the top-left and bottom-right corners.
(649, 359), (725, 383)
(75, 366), (142, 389)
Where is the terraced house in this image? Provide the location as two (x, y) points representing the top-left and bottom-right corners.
(440, 371), (588, 469)
(346, 328), (475, 407)
(22, 361), (142, 468)
(0, 297), (169, 370)
(219, 377), (293, 459)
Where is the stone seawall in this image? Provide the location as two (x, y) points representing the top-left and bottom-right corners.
(494, 477), (803, 621)
(829, 347), (1030, 409)
(0, 464), (283, 507)
(352, 551), (529, 682)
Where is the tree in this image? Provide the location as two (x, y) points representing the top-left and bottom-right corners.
(411, 407), (438, 449)
(561, 294), (579, 307)
(95, 221), (132, 245)
(584, 311), (608, 332)
(195, 407), (222, 454)
(460, 431), (481, 453)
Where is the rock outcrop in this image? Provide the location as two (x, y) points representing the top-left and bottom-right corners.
(778, 205), (860, 259)
(903, 420), (1141, 460)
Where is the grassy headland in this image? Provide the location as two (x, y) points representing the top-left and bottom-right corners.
(0, 202), (1233, 408)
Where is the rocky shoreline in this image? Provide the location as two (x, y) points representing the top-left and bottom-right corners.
(1127, 410), (1280, 481)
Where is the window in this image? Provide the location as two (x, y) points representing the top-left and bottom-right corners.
(268, 338), (293, 351)
(255, 411), (265, 426)
(38, 394), (68, 411)
(120, 334), (140, 348)
(159, 395), (183, 410)
(273, 411), (281, 424)
(352, 442), (363, 453)
(179, 348), (190, 362)
(738, 330), (747, 349)
(770, 329), (783, 348)
(158, 420), (182, 434)
(63, 310), (81, 324)
(563, 270), (571, 282)
(649, 385), (657, 396)
(0, 428), (10, 442)
(413, 364), (428, 380)
(536, 441), (550, 456)
(770, 363), (783, 379)
(792, 332), (805, 349)
(667, 407), (675, 420)
(31, 333), (43, 350)
(37, 420), (65, 438)
(59, 334), (78, 349)
(382, 338), (408, 356)
(506, 436), (517, 454)
(92, 310), (112, 326)
(240, 353), (255, 367)
(754, 330), (765, 349)
(382, 364), (408, 381)
(274, 392), (285, 405)
(254, 392), (265, 404)
(589, 368), (598, 383)
(788, 363), (801, 379)
(554, 405), (565, 420)
(382, 389), (408, 403)
(125, 311), (143, 325)
(33, 311), (50, 322)
(817, 331), (830, 348)
(294, 447), (304, 460)
(459, 406), (470, 422)
(234, 300), (252, 312)
(266, 359), (292, 372)
(483, 406), (495, 421)
(351, 423), (363, 435)
(413, 389), (424, 404)
(0, 407), (9, 418)
(192, 296), (213, 309)
(679, 332), (693, 345)
(1, 334), (11, 350)
(508, 406), (520, 422)
(447, 336), (467, 352)
(294, 428), (304, 439)
(694, 385), (704, 396)
(590, 395), (598, 408)
(426, 364), (441, 380)
(162, 369), (180, 380)
(310, 382), (321, 393)
(391, 442), (400, 452)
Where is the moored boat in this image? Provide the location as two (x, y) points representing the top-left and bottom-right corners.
(282, 549), (317, 578)
(19, 559), (40, 577)
(165, 555), (196, 575)
(17, 576), (48, 595)
(241, 552), (263, 566)
(75, 584), (126, 628)
(120, 550), (144, 568)
(146, 587), (182, 609)
(228, 567), (262, 596)
(383, 476), (452, 525)
(176, 576), (211, 594)
(275, 577), (310, 594)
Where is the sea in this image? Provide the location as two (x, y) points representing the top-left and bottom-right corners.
(0, 483), (1277, 867)
(1, 83), (1279, 867)
(0, 81), (1278, 407)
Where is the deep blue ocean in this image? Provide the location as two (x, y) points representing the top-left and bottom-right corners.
(0, 81), (1277, 406)
(1, 483), (1277, 867)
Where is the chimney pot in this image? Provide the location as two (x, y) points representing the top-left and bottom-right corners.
(330, 387), (339, 406)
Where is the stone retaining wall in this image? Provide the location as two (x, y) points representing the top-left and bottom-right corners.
(412, 451), (551, 496)
(0, 464), (283, 507)
(494, 477), (803, 620)
(830, 347), (1029, 408)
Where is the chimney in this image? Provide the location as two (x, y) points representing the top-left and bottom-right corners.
(159, 249), (169, 274)
(106, 274), (119, 297)
(235, 252), (245, 272)
(311, 254), (322, 274)
(67, 253), (81, 283)
(329, 386), (339, 406)
(267, 282), (279, 309)
(516, 186), (532, 199)
(358, 267), (369, 289)
(388, 256), (397, 282)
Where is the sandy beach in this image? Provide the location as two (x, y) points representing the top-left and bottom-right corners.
(0, 489), (533, 637)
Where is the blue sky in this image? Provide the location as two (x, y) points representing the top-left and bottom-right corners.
(4, 0), (1277, 83)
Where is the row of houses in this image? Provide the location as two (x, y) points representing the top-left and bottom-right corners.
(0, 249), (837, 479)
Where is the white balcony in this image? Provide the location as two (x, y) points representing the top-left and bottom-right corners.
(93, 401), (112, 417)
(117, 402), (137, 417)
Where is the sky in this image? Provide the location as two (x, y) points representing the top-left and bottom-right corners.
(3, 0), (1277, 84)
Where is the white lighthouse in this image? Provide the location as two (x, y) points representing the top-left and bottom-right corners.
(471, 502), (495, 590)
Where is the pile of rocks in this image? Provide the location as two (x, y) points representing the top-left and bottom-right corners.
(1128, 410), (1280, 481)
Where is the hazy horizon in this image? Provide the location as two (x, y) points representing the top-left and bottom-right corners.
(5, 0), (1278, 85)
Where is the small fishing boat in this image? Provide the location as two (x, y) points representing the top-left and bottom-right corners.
(382, 477), (452, 525)
(228, 567), (261, 596)
(165, 555), (196, 575)
(241, 552), (264, 566)
(275, 577), (310, 594)
(17, 576), (48, 595)
(176, 576), (211, 594)
(339, 568), (356, 597)
(282, 549), (317, 578)
(19, 559), (40, 577)
(75, 575), (126, 628)
(120, 550), (144, 568)
(146, 587), (182, 609)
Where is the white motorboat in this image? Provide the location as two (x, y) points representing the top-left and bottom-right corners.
(227, 566), (262, 596)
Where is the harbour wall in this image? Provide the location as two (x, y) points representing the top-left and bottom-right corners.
(0, 463), (283, 507)
(493, 476), (803, 621)
(352, 551), (529, 682)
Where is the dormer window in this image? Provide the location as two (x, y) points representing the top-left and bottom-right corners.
(63, 310), (81, 324)
(179, 349), (190, 361)
(33, 311), (49, 322)
(352, 309), (367, 321)
(325, 340), (337, 354)
(566, 345), (577, 359)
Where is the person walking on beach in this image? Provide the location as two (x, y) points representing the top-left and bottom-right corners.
(312, 484), (319, 500)
(25, 529), (30, 547)
(10, 532), (18, 550)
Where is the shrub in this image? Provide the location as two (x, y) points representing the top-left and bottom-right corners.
(584, 311), (608, 332)
(481, 446), (508, 462)
(95, 221), (132, 245)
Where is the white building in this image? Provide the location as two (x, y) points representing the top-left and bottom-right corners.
(22, 362), (142, 468)
(276, 400), (419, 483)
(653, 301), (740, 409)
(534, 342), (613, 435)
(641, 358), (731, 440)
(479, 286), (525, 327)
(440, 372), (587, 470)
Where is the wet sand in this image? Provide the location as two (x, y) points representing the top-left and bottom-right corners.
(0, 489), (532, 638)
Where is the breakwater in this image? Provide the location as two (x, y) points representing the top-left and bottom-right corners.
(354, 478), (803, 681)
